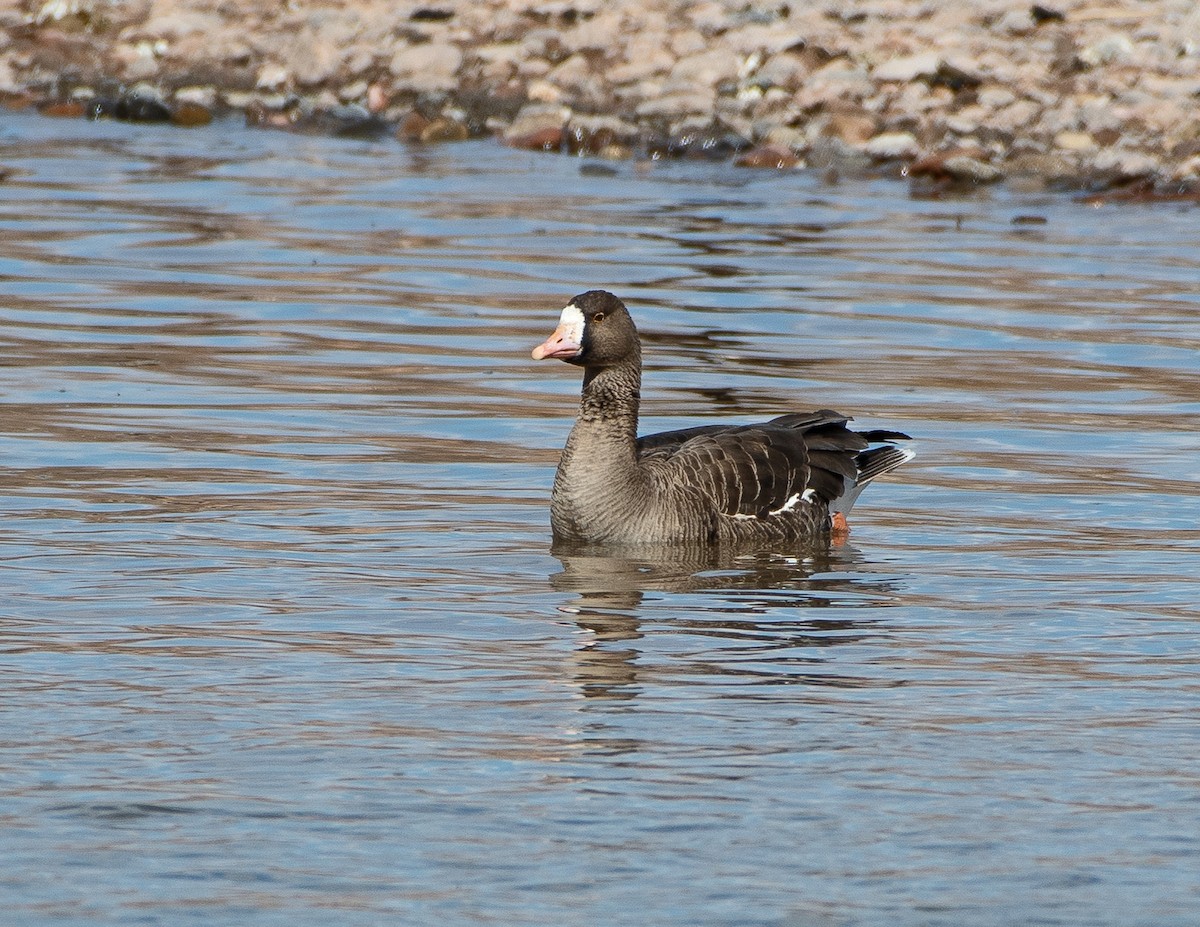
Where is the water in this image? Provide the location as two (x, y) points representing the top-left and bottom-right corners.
(1, 111), (1198, 926)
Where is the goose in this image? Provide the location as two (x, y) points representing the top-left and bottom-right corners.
(531, 290), (912, 545)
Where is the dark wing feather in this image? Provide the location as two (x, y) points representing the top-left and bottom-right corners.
(637, 410), (911, 520)
(639, 425), (811, 518)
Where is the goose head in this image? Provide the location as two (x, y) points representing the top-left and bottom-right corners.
(531, 290), (639, 369)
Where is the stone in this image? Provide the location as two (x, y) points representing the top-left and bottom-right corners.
(793, 60), (872, 108)
(257, 63), (289, 91)
(1172, 154), (1200, 181)
(977, 86), (1017, 109)
(1091, 148), (1160, 179)
(636, 90), (715, 120)
(994, 9), (1036, 35)
(864, 131), (919, 159)
(670, 47), (741, 87)
(1079, 34), (1135, 68)
(390, 41), (462, 93)
(1005, 151), (1077, 180)
(561, 9), (623, 53)
(170, 100), (213, 127)
(1054, 130), (1096, 151)
(175, 86), (217, 108)
(734, 144), (801, 169)
(821, 110), (877, 145)
(941, 155), (1003, 182)
(420, 115), (469, 143)
(504, 102), (571, 141)
(989, 99), (1041, 134)
(750, 52), (808, 91)
(873, 52), (941, 83)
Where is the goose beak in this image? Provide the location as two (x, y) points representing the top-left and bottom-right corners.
(531, 305), (584, 360)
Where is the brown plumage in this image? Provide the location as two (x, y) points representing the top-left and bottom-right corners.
(531, 290), (913, 545)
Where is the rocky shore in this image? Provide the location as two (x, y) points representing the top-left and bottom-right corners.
(3, 0), (1200, 196)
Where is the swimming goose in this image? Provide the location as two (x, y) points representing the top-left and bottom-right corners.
(531, 290), (912, 545)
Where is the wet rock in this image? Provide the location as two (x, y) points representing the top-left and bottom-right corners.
(734, 144), (801, 169)
(323, 103), (389, 139)
(505, 102), (570, 137)
(397, 110), (430, 141)
(170, 100), (212, 127)
(419, 115), (469, 143)
(806, 136), (872, 174)
(507, 126), (565, 151)
(760, 125), (806, 152)
(112, 85), (171, 122)
(504, 102), (570, 150)
(244, 99), (297, 130)
(565, 114), (639, 156)
(1004, 151), (1077, 185)
(941, 155), (1003, 183)
(656, 118), (749, 159)
(39, 100), (86, 118)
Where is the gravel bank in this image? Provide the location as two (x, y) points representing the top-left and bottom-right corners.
(4, 0), (1199, 194)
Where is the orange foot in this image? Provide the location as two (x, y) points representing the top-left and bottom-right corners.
(830, 511), (850, 546)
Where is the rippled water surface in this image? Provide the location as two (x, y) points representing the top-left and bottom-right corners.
(2, 112), (1198, 926)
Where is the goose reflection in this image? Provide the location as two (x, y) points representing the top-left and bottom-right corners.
(549, 541), (904, 699)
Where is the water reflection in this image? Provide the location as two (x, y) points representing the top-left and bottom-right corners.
(551, 542), (904, 698)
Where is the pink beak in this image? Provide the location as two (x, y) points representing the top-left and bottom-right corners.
(531, 323), (582, 360)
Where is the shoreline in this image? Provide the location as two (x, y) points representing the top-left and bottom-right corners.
(3, 0), (1199, 198)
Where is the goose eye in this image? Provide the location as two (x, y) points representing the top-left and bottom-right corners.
(592, 312), (605, 322)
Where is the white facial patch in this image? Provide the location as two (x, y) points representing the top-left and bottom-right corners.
(559, 303), (585, 341)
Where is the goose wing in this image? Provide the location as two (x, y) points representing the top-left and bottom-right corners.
(638, 410), (883, 520)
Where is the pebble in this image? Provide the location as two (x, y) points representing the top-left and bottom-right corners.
(1, 0), (1194, 191)
(1091, 148), (1160, 180)
(390, 42), (462, 94)
(504, 102), (570, 150)
(1079, 35), (1136, 68)
(170, 101), (213, 127)
(1054, 130), (1096, 151)
(864, 131), (920, 159)
(872, 52), (941, 83)
(734, 145), (802, 169)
